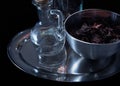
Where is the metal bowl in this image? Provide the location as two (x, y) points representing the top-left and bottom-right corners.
(65, 9), (120, 59)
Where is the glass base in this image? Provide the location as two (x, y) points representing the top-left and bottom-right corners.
(7, 29), (120, 82)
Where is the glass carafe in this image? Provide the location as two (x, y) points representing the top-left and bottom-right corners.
(52, 0), (83, 18)
(30, 0), (66, 68)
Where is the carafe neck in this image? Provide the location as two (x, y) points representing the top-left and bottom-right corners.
(33, 0), (53, 25)
(37, 5), (51, 25)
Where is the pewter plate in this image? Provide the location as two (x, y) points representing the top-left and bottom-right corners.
(7, 29), (120, 82)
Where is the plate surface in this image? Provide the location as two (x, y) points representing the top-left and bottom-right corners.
(7, 29), (120, 82)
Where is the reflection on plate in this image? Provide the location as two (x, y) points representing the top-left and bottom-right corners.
(7, 29), (120, 82)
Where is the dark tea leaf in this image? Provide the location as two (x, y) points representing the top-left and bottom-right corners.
(74, 22), (120, 43)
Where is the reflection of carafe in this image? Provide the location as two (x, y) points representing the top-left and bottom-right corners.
(30, 0), (66, 67)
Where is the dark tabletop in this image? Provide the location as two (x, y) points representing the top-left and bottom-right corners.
(2, 0), (120, 85)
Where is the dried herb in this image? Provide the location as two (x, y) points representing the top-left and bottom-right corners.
(75, 22), (120, 43)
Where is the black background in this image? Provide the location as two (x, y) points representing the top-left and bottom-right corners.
(3, 0), (120, 85)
